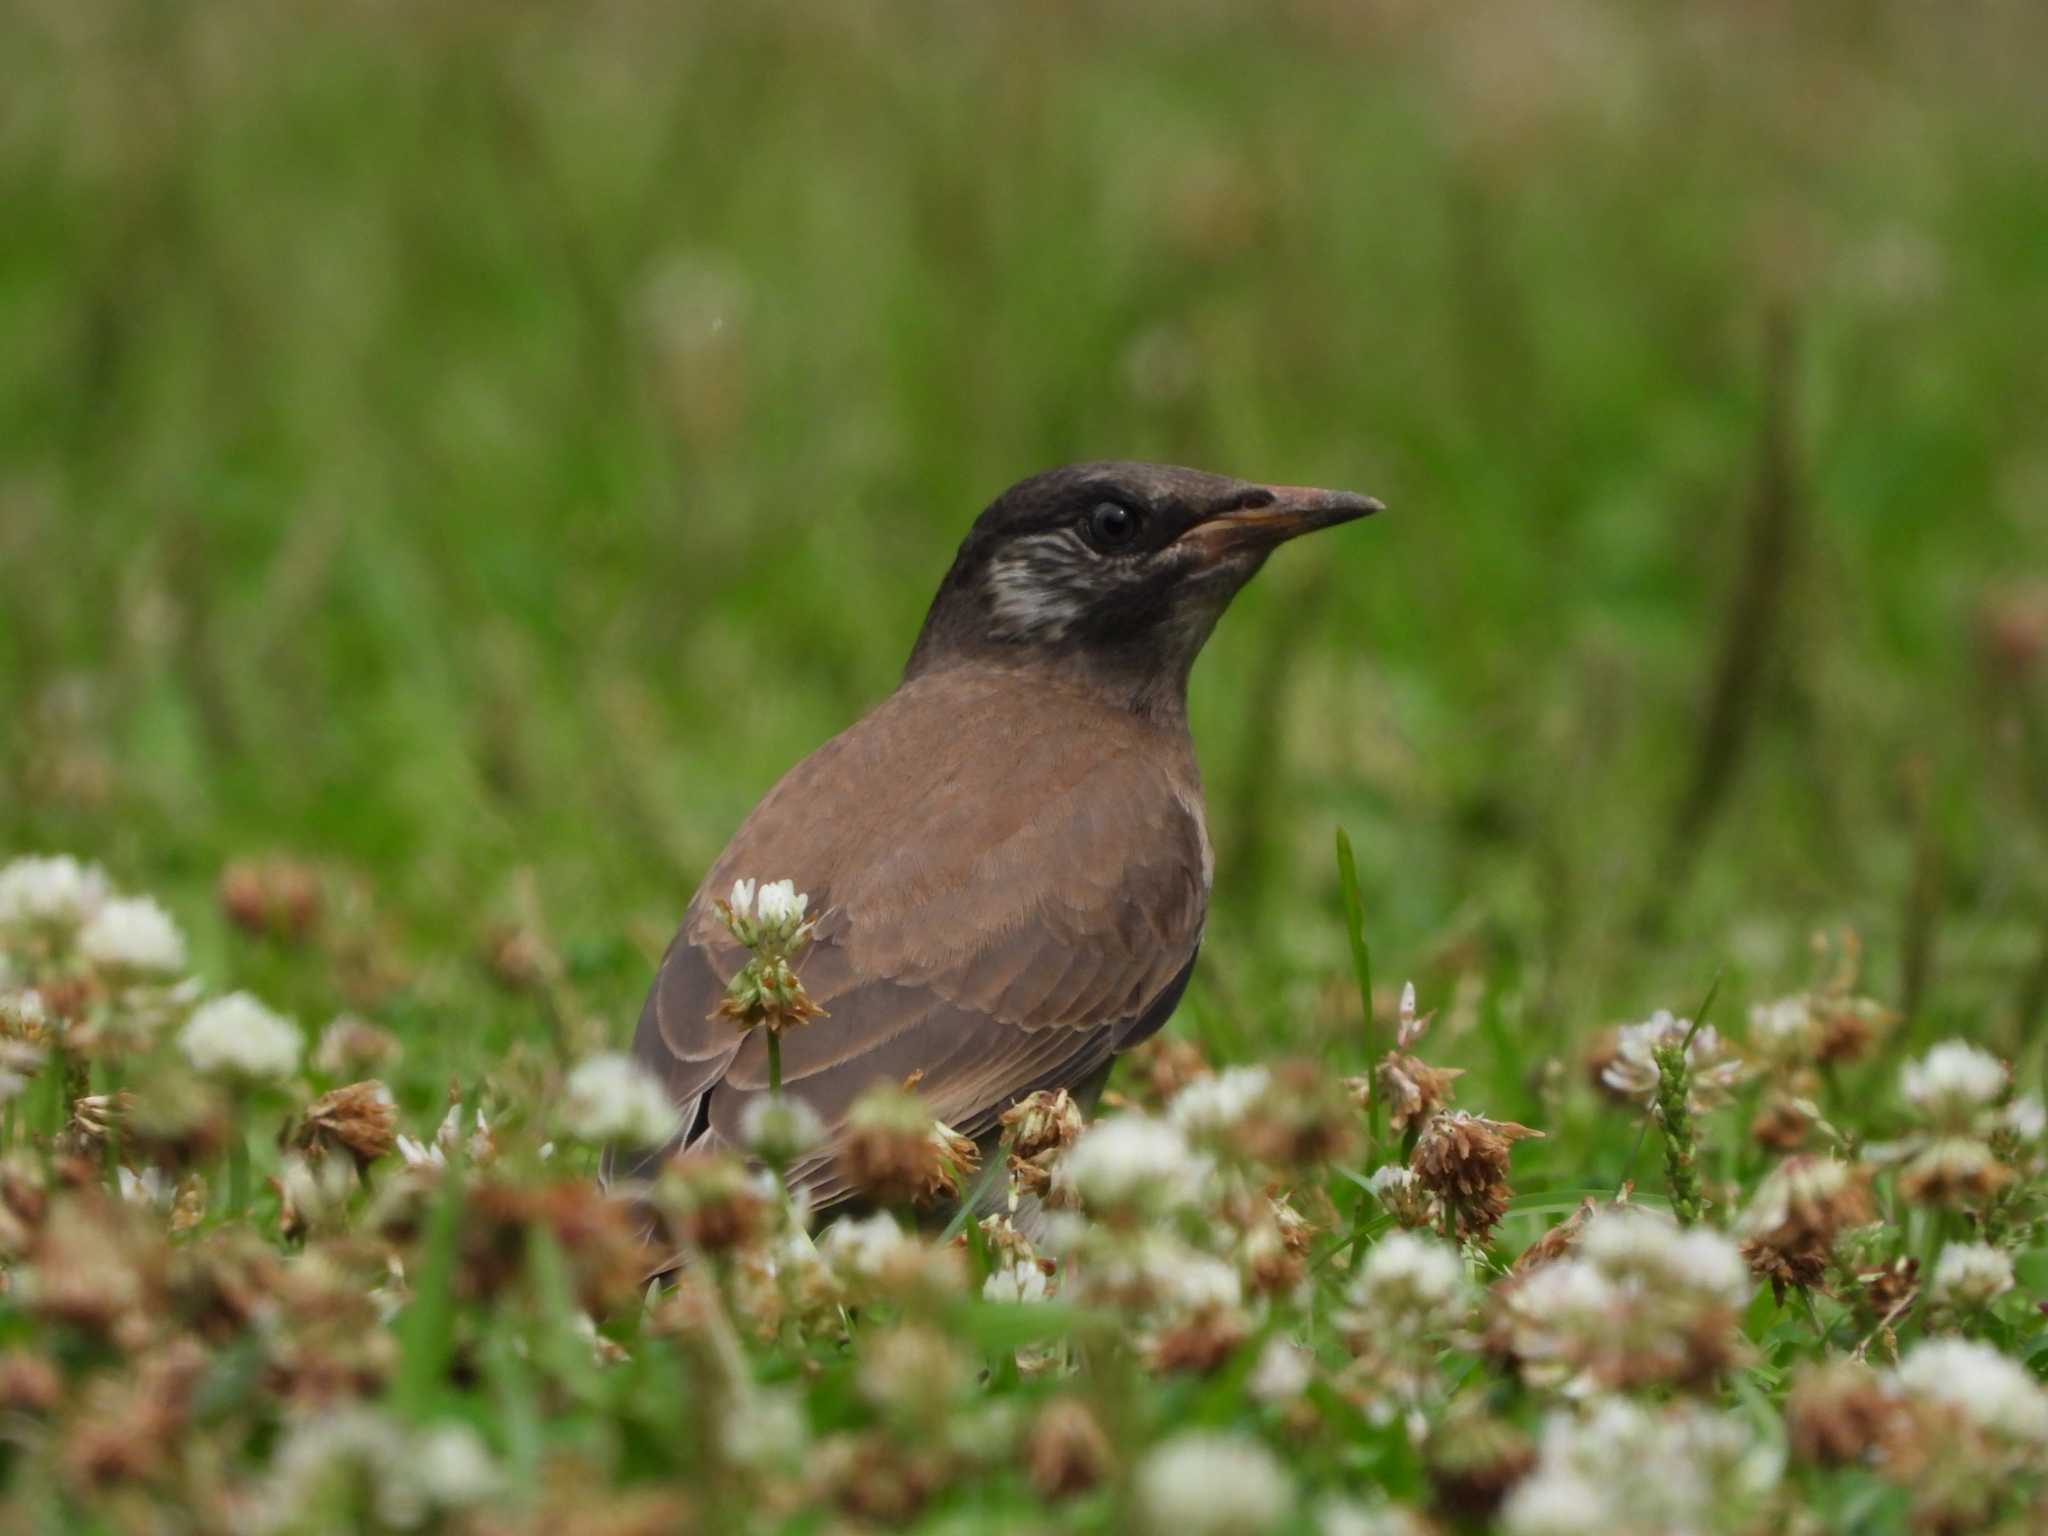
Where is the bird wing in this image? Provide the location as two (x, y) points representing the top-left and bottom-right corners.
(626, 669), (1208, 1204)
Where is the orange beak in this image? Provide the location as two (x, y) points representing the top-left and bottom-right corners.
(1180, 484), (1383, 559)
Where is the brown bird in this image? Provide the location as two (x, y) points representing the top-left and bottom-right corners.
(628, 461), (1377, 1205)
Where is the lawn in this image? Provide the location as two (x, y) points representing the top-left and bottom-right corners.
(3, 2), (2047, 1531)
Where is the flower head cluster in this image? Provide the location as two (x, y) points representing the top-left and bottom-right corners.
(177, 992), (302, 1084)
(1735, 1155), (1874, 1296)
(1133, 1431), (1293, 1536)
(1054, 1112), (1209, 1218)
(999, 1086), (1086, 1195)
(1893, 1337), (2048, 1443)
(840, 1080), (980, 1207)
(1872, 1038), (2025, 1206)
(713, 877), (825, 1034)
(558, 1052), (679, 1147)
(739, 1090), (826, 1166)
(1167, 1065), (1271, 1140)
(1501, 1398), (1782, 1535)
(1928, 1240), (2016, 1310)
(1337, 1230), (1473, 1372)
(1901, 1039), (2007, 1130)
(1492, 1208), (1751, 1392)
(0, 854), (112, 931)
(1600, 1010), (1748, 1112)
(1410, 1110), (1541, 1243)
(78, 896), (188, 977)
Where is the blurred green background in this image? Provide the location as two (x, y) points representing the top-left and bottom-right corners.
(4, 0), (2046, 1111)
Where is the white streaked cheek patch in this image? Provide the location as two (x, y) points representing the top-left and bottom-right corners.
(983, 531), (1099, 642)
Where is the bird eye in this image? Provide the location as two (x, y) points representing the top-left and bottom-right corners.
(1084, 501), (1140, 551)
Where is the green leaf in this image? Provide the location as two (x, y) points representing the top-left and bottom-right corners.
(2014, 1248), (2048, 1294)
(944, 1300), (1101, 1353)
(392, 1156), (465, 1419)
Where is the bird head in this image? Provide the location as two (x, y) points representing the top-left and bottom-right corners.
(906, 461), (1380, 710)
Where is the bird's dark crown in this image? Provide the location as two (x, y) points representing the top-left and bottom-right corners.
(904, 461), (1377, 717)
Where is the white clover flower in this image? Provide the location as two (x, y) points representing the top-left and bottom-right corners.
(1249, 1337), (1315, 1404)
(1502, 1399), (1782, 1535)
(1346, 1231), (1471, 1332)
(820, 1211), (922, 1277)
(1901, 1040), (2007, 1127)
(178, 991), (302, 1081)
(1065, 1229), (1232, 1314)
(396, 1133), (443, 1170)
(558, 1052), (679, 1146)
(718, 1387), (808, 1469)
(1578, 1208), (1750, 1307)
(728, 878), (757, 919)
(2003, 1093), (2047, 1141)
(1055, 1113), (1209, 1212)
(1510, 1257), (1620, 1331)
(1134, 1431), (1293, 1536)
(1736, 1156), (1862, 1247)
(0, 1038), (41, 1108)
(1747, 995), (1815, 1057)
(1363, 1164), (1418, 1199)
(1, 986), (45, 1039)
(1895, 1337), (2048, 1441)
(1930, 1242), (2017, 1309)
(429, 1101), (497, 1166)
(254, 1409), (410, 1532)
(1317, 1499), (1433, 1536)
(1159, 1244), (1244, 1313)
(413, 1424), (498, 1509)
(278, 1153), (355, 1229)
(753, 878), (807, 930)
(0, 854), (110, 930)
(1168, 1065), (1271, 1136)
(117, 1165), (173, 1210)
(1361, 1162), (1432, 1224)
(1601, 1010), (1747, 1110)
(857, 1324), (969, 1411)
(981, 1258), (1051, 1304)
(256, 1409), (496, 1532)
(77, 895), (187, 975)
(1500, 1469), (1608, 1536)
(739, 1091), (825, 1163)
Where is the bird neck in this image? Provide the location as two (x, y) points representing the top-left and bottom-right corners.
(902, 644), (1196, 728)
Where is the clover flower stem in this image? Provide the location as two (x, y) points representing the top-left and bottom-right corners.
(1800, 1288), (1827, 1340)
(767, 1027), (782, 1096)
(1652, 1039), (1703, 1226)
(227, 1130), (251, 1218)
(1920, 1207), (1949, 1290)
(38, 1047), (68, 1178)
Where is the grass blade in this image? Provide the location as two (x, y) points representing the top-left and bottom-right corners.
(1334, 825), (1375, 1044)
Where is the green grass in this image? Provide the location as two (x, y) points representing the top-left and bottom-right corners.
(3, 1), (2048, 1528)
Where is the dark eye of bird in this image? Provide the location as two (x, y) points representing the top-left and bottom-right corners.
(1084, 501), (1140, 551)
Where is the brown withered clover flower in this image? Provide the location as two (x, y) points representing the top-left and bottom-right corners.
(1785, 1359), (1916, 1471)
(1736, 1155), (1875, 1299)
(658, 1150), (777, 1254)
(841, 1081), (979, 1208)
(292, 1080), (399, 1173)
(1370, 1053), (1464, 1135)
(1025, 1397), (1115, 1501)
(1000, 1087), (1085, 1196)
(1411, 1110), (1541, 1244)
(125, 1069), (232, 1172)
(218, 856), (323, 943)
(1232, 1058), (1362, 1169)
(1427, 1402), (1538, 1525)
(1119, 1034), (1212, 1110)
